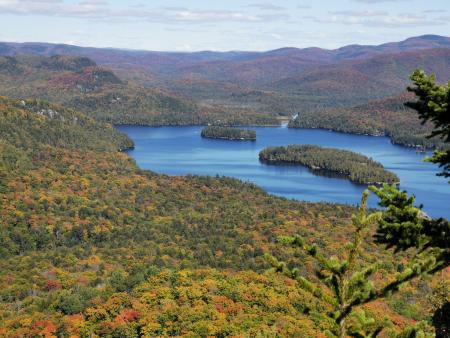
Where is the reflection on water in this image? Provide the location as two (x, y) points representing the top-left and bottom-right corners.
(117, 125), (449, 219)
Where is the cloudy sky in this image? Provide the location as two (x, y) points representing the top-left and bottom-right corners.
(0, 0), (448, 51)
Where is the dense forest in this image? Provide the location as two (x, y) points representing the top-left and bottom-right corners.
(201, 126), (256, 141)
(0, 55), (280, 127)
(259, 145), (399, 185)
(0, 96), (133, 152)
(288, 94), (446, 150)
(0, 93), (446, 336)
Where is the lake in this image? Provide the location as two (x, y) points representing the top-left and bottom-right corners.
(116, 125), (449, 219)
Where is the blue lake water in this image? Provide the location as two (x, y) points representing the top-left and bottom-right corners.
(117, 125), (449, 219)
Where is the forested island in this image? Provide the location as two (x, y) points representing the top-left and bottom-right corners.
(259, 144), (399, 185)
(201, 126), (256, 140)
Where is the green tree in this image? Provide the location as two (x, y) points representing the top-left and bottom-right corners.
(367, 70), (450, 337)
(406, 70), (450, 180)
(54, 291), (84, 315)
(369, 185), (449, 262)
(266, 191), (438, 337)
(369, 184), (449, 336)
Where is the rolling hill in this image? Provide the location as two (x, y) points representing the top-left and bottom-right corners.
(1, 35), (449, 134)
(274, 48), (450, 107)
(0, 55), (279, 126)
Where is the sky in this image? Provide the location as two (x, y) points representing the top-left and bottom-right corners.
(0, 0), (449, 51)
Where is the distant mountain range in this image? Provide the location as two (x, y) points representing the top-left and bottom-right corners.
(0, 34), (449, 123)
(272, 48), (450, 102)
(1, 34), (449, 67)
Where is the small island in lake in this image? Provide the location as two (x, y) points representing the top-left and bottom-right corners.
(201, 126), (256, 141)
(259, 145), (399, 185)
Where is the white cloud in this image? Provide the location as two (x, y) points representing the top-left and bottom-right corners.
(297, 4), (311, 9)
(314, 12), (443, 28)
(435, 15), (450, 22)
(365, 14), (443, 27)
(17, 0), (62, 2)
(0, 0), (109, 17)
(0, 1), (288, 23)
(78, 0), (108, 5)
(171, 10), (260, 23)
(329, 10), (387, 17)
(248, 3), (285, 11)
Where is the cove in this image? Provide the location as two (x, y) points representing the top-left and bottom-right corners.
(116, 125), (450, 219)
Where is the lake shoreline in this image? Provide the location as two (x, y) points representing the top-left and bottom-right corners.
(115, 123), (439, 151)
(288, 125), (438, 151)
(116, 125), (448, 219)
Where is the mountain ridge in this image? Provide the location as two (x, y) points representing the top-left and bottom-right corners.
(1, 35), (449, 128)
(1, 34), (448, 59)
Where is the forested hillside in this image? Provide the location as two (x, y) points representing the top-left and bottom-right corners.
(274, 48), (450, 102)
(0, 95), (445, 336)
(0, 96), (133, 152)
(0, 34), (449, 336)
(142, 47), (450, 115)
(0, 55), (279, 126)
(289, 93), (446, 149)
(1, 35), (449, 84)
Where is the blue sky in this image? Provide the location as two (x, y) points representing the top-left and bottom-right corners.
(0, 0), (448, 51)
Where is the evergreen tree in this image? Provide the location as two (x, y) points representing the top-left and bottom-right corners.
(368, 70), (450, 337)
(406, 70), (450, 180)
(266, 191), (440, 337)
(369, 185), (449, 261)
(369, 184), (449, 336)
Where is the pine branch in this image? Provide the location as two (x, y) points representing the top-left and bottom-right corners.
(348, 263), (380, 294)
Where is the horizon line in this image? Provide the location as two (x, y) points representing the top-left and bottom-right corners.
(1, 34), (448, 54)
